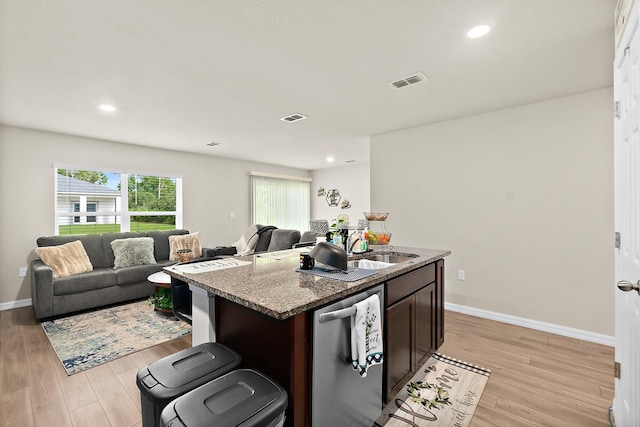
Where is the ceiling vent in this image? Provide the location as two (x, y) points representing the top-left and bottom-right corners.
(280, 113), (307, 123)
(389, 72), (428, 89)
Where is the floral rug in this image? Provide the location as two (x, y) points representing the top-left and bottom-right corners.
(41, 300), (192, 375)
(375, 353), (491, 427)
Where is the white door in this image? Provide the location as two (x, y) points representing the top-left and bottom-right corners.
(614, 2), (640, 425)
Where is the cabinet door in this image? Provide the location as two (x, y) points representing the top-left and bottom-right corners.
(415, 283), (435, 368)
(385, 295), (415, 400)
(435, 259), (445, 348)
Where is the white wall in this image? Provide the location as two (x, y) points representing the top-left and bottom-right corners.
(310, 163), (370, 227)
(0, 125), (310, 306)
(371, 88), (614, 336)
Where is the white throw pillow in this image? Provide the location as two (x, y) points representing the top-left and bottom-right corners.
(110, 237), (156, 269)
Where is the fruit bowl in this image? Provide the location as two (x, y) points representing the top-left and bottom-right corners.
(367, 231), (392, 245)
(364, 212), (389, 221)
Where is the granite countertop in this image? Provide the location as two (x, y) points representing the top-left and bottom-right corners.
(164, 246), (450, 320)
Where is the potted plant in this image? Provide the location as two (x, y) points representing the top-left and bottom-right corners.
(147, 287), (173, 312)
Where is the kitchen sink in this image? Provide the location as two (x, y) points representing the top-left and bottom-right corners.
(347, 253), (418, 269)
(361, 254), (417, 263)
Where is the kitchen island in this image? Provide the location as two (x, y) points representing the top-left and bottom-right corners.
(165, 246), (450, 426)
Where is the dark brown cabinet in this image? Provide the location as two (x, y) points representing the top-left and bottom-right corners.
(383, 262), (441, 402)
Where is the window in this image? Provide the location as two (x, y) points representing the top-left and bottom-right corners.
(73, 202), (97, 223)
(55, 168), (182, 235)
(251, 172), (311, 231)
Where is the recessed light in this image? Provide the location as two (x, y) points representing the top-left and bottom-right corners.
(467, 24), (491, 39)
(98, 104), (117, 113)
(326, 157), (335, 163)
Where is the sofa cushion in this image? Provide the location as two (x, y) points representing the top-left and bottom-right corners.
(255, 228), (275, 253)
(168, 232), (202, 261)
(35, 240), (93, 278)
(113, 264), (163, 285)
(267, 229), (302, 251)
(37, 234), (108, 268)
(146, 229), (189, 261)
(300, 230), (323, 244)
(110, 237), (156, 268)
(102, 232), (146, 266)
(52, 268), (117, 296)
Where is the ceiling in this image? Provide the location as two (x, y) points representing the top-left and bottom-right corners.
(0, 1), (615, 170)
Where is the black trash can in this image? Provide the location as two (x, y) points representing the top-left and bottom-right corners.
(137, 342), (241, 427)
(159, 369), (288, 427)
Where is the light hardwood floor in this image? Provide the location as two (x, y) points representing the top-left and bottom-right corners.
(0, 307), (614, 426)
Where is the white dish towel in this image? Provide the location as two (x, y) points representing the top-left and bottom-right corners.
(351, 293), (383, 377)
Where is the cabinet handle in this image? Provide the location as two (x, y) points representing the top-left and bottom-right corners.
(617, 280), (640, 295)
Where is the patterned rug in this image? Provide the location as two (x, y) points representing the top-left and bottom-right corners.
(41, 300), (192, 375)
(375, 353), (491, 427)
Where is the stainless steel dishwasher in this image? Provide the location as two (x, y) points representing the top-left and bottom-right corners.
(312, 284), (384, 426)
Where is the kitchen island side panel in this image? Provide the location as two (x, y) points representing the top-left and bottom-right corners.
(215, 297), (311, 427)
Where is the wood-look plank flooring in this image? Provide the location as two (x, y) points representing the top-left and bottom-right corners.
(0, 307), (614, 426)
(438, 311), (615, 427)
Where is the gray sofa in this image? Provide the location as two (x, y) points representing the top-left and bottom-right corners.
(31, 229), (193, 320)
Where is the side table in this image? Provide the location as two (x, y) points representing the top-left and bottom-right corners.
(147, 271), (174, 317)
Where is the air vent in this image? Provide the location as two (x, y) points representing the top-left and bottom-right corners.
(280, 113), (307, 123)
(389, 72), (428, 89)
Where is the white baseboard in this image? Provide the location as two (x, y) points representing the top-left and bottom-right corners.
(445, 302), (615, 347)
(0, 298), (32, 311)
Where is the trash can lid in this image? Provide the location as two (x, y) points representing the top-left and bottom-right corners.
(173, 369), (288, 427)
(138, 342), (241, 401)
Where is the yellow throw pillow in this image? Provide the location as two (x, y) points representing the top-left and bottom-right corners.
(35, 240), (93, 278)
(169, 232), (202, 261)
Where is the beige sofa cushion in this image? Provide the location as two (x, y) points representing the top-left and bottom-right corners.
(169, 232), (202, 261)
(35, 240), (93, 278)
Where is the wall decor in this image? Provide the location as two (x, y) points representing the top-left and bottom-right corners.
(317, 187), (326, 197)
(341, 199), (351, 209)
(326, 189), (341, 207)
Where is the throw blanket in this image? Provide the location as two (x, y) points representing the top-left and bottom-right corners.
(233, 225), (260, 256)
(351, 294), (383, 377)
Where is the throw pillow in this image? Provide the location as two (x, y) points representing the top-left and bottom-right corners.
(110, 237), (156, 269)
(168, 232), (202, 261)
(35, 240), (93, 278)
(233, 225), (260, 256)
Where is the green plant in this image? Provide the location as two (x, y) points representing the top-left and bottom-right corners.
(147, 287), (172, 310)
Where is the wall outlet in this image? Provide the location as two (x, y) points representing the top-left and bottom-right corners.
(457, 269), (465, 280)
(19, 267), (27, 277)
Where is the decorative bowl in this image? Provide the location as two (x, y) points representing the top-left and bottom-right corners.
(364, 212), (389, 221)
(176, 248), (193, 262)
(367, 231), (392, 245)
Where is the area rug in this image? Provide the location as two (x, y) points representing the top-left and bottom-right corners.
(41, 300), (192, 375)
(375, 353), (491, 427)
